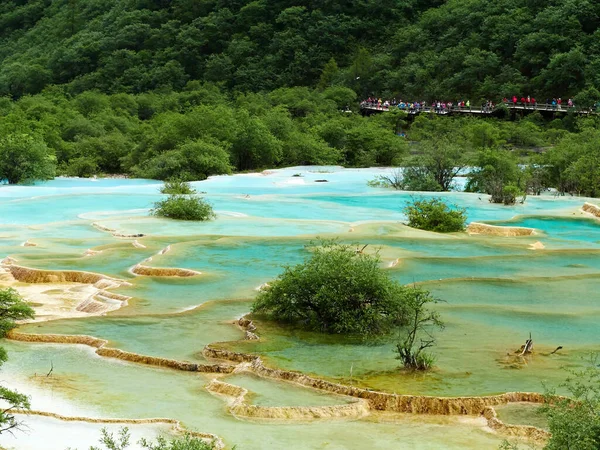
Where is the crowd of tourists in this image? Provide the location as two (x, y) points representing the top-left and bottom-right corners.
(502, 95), (575, 108)
(361, 97), (497, 113)
(361, 95), (580, 112)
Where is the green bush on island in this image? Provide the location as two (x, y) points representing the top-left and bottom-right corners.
(159, 179), (197, 195)
(404, 198), (467, 233)
(152, 194), (215, 221)
(253, 240), (415, 337)
(0, 287), (35, 434)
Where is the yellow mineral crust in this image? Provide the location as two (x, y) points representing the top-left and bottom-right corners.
(582, 202), (600, 218)
(130, 264), (201, 277)
(467, 222), (536, 237)
(483, 406), (550, 443)
(0, 264), (131, 321)
(206, 379), (369, 421)
(8, 330), (234, 374)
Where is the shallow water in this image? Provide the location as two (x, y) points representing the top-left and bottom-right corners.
(3, 341), (507, 450)
(1, 168), (599, 448)
(494, 403), (547, 429)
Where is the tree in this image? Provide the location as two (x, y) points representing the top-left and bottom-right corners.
(252, 240), (412, 337)
(370, 167), (442, 192)
(0, 134), (56, 184)
(404, 198), (467, 232)
(345, 121), (407, 166)
(540, 361), (600, 450)
(318, 58), (340, 90)
(0, 288), (35, 434)
(466, 149), (526, 204)
(405, 139), (466, 191)
(395, 287), (443, 371)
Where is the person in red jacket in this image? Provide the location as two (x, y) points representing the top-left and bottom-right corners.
(512, 95), (517, 104)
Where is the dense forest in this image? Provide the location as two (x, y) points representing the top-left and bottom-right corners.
(1, 0), (599, 99)
(0, 0), (599, 198)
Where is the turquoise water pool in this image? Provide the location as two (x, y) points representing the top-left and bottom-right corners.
(1, 168), (598, 449)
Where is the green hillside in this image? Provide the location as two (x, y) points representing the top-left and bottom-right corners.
(1, 0), (599, 99)
(0, 0), (599, 199)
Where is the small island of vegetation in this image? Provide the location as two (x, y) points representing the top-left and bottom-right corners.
(404, 198), (467, 233)
(253, 240), (442, 370)
(152, 180), (215, 221)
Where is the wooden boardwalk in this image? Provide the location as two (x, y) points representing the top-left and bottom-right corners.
(360, 103), (597, 116)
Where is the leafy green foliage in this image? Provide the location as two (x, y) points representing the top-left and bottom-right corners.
(466, 149), (527, 204)
(139, 433), (214, 450)
(152, 195), (215, 221)
(541, 361), (600, 450)
(252, 240), (412, 337)
(0, 134), (55, 184)
(404, 139), (466, 191)
(159, 180), (196, 195)
(404, 198), (467, 233)
(87, 428), (214, 450)
(543, 127), (600, 197)
(395, 287), (443, 371)
(0, 288), (35, 434)
(0, 1), (597, 193)
(2, 0), (596, 101)
(400, 167), (444, 192)
(0, 287), (35, 337)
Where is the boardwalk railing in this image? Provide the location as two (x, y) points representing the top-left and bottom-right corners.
(360, 102), (598, 115)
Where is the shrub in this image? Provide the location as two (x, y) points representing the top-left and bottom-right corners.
(404, 198), (466, 232)
(87, 427), (215, 450)
(160, 179), (196, 195)
(252, 240), (412, 337)
(540, 362), (600, 450)
(151, 195), (215, 221)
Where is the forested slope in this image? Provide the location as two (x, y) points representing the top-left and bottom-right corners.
(0, 0), (598, 99)
(0, 0), (599, 199)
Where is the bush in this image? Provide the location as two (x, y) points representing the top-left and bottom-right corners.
(252, 240), (412, 337)
(151, 195), (215, 221)
(160, 179), (196, 195)
(404, 198), (466, 232)
(87, 427), (215, 450)
(540, 362), (600, 450)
